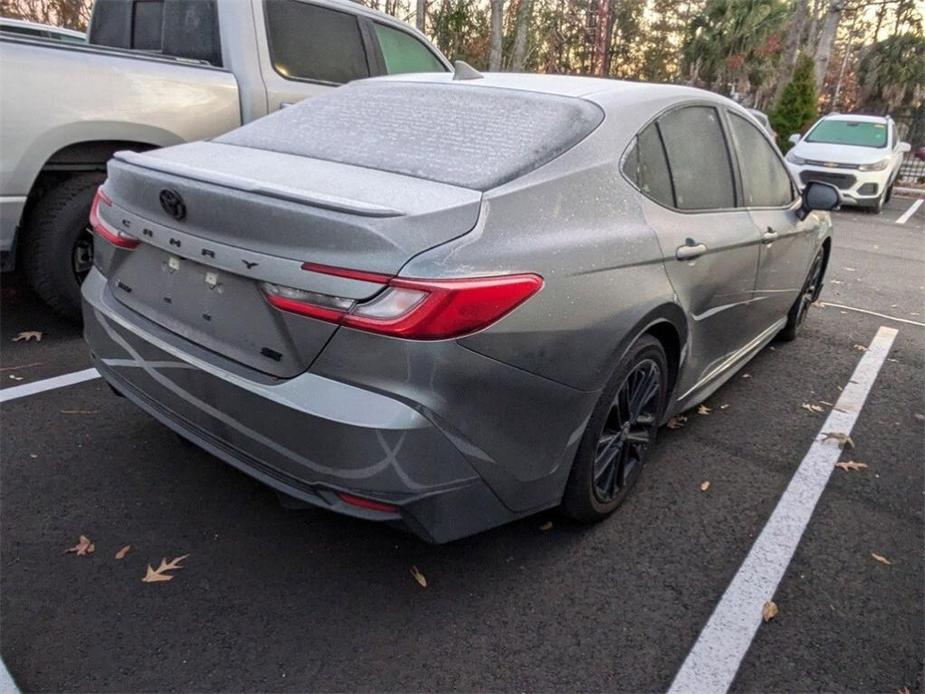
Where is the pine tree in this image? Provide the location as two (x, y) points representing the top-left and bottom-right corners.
(770, 53), (819, 152)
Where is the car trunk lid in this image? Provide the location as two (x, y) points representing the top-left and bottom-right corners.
(97, 143), (482, 378)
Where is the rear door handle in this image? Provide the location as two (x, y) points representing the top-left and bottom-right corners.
(676, 243), (707, 261)
(762, 228), (779, 244)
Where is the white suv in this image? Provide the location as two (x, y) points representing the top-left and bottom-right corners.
(785, 114), (910, 213)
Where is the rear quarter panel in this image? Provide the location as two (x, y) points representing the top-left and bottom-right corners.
(401, 113), (682, 394)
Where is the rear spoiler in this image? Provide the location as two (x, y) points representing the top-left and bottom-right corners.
(114, 150), (404, 218)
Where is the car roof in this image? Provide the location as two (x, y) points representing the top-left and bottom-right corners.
(367, 71), (726, 107)
(821, 113), (890, 123)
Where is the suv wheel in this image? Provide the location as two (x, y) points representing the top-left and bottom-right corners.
(562, 335), (668, 522)
(21, 172), (104, 322)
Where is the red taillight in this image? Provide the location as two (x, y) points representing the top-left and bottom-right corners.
(90, 187), (139, 249)
(263, 269), (543, 340)
(337, 492), (398, 514)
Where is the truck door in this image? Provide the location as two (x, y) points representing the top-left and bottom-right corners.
(253, 0), (372, 111)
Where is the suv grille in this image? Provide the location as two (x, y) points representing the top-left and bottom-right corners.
(800, 171), (856, 190)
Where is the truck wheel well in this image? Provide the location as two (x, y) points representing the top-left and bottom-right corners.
(17, 140), (158, 265)
(42, 140), (158, 172)
(26, 140), (158, 216)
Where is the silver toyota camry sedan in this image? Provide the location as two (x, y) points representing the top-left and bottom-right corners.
(82, 73), (839, 542)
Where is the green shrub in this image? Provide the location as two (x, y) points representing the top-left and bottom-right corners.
(770, 53), (819, 152)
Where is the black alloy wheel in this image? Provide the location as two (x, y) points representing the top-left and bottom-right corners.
(562, 334), (668, 522)
(592, 359), (661, 503)
(780, 248), (825, 342)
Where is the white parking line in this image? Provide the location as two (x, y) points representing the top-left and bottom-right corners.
(669, 325), (898, 694)
(895, 198), (922, 225)
(0, 657), (19, 694)
(817, 302), (925, 328)
(0, 368), (100, 403)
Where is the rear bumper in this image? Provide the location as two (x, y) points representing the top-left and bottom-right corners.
(81, 269), (520, 543)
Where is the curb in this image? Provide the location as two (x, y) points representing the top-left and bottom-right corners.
(894, 187), (924, 198)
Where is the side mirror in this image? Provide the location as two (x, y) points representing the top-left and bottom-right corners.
(898, 141), (911, 153)
(788, 133), (801, 145)
(798, 181), (840, 220)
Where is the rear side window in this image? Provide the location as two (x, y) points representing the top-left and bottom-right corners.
(265, 1), (369, 84)
(728, 113), (793, 208)
(623, 124), (674, 207)
(658, 106), (736, 210)
(374, 23), (446, 74)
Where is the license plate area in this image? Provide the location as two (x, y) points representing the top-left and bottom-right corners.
(108, 245), (332, 378)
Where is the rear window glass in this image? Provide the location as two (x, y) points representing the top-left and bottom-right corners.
(265, 1), (369, 84)
(217, 82), (604, 190)
(805, 119), (888, 148)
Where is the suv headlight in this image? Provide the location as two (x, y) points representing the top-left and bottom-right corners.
(786, 151), (807, 165)
(858, 158), (890, 171)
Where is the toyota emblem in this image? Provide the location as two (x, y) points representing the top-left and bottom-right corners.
(159, 189), (186, 221)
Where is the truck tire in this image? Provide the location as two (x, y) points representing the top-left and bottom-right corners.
(21, 172), (104, 322)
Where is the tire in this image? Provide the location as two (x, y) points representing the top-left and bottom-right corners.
(20, 172), (104, 322)
(779, 248), (825, 342)
(561, 335), (668, 523)
(865, 192), (884, 214)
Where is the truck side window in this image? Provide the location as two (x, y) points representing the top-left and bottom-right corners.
(373, 23), (446, 74)
(265, 1), (370, 84)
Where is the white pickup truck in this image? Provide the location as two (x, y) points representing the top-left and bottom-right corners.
(0, 0), (450, 319)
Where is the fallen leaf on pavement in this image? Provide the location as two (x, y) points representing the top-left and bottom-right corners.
(8, 375), (23, 381)
(667, 415), (688, 430)
(539, 520), (553, 531)
(871, 553), (893, 566)
(822, 432), (854, 449)
(719, 404), (730, 410)
(914, 413), (924, 422)
(853, 344), (868, 352)
(410, 566), (427, 588)
(13, 331), (43, 342)
(801, 403), (824, 413)
(835, 461), (868, 472)
(142, 554), (189, 583)
(115, 545), (132, 560)
(697, 404), (711, 416)
(64, 535), (95, 556)
(820, 400), (834, 407)
(762, 601), (779, 622)
(742, 373), (751, 379)
(699, 480), (710, 492)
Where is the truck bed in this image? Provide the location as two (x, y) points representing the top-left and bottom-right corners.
(0, 35), (241, 255)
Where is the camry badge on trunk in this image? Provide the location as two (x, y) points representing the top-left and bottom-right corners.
(159, 189), (186, 221)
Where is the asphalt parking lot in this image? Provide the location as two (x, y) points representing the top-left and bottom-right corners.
(1, 196), (923, 693)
